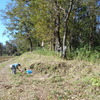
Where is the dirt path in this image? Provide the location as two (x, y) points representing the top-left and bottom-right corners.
(0, 62), (13, 99)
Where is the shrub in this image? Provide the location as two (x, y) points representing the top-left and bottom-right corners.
(91, 77), (100, 87)
(72, 46), (100, 63)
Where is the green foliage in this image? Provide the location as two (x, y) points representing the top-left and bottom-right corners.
(91, 77), (100, 87)
(1, 0), (100, 59)
(72, 46), (100, 63)
(33, 48), (60, 57)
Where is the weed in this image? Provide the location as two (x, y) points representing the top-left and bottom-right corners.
(91, 77), (100, 87)
(33, 96), (39, 100)
(26, 74), (33, 77)
(33, 48), (60, 57)
(73, 47), (100, 63)
(0, 63), (6, 70)
(50, 91), (68, 100)
(32, 79), (42, 85)
(15, 81), (23, 86)
(50, 75), (64, 83)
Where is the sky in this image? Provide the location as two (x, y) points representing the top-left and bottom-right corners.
(0, 0), (11, 45)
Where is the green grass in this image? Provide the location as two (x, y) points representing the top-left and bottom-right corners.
(15, 47), (100, 65)
(50, 75), (64, 83)
(0, 64), (5, 70)
(33, 48), (60, 57)
(91, 77), (100, 87)
(71, 47), (100, 63)
(33, 47), (100, 64)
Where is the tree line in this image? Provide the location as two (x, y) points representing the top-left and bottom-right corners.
(1, 0), (100, 58)
(0, 41), (17, 56)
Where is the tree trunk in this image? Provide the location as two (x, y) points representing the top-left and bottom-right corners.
(62, 24), (68, 58)
(27, 34), (33, 52)
(24, 23), (33, 52)
(61, 0), (73, 59)
(53, 26), (56, 51)
(57, 11), (62, 50)
(53, 0), (61, 52)
(28, 37), (33, 52)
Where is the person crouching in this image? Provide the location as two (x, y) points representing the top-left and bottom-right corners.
(10, 63), (22, 74)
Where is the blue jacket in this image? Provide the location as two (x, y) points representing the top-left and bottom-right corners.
(11, 63), (20, 69)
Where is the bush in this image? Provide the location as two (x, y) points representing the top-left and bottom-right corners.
(91, 77), (100, 87)
(72, 46), (100, 63)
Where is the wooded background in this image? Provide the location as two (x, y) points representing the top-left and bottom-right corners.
(0, 0), (100, 59)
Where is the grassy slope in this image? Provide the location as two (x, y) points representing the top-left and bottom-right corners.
(0, 52), (100, 100)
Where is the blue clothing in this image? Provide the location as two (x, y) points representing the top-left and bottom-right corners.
(11, 63), (20, 69)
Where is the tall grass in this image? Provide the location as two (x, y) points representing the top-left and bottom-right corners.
(72, 46), (100, 63)
(33, 48), (60, 57)
(33, 47), (100, 63)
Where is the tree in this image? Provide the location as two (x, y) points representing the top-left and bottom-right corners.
(5, 41), (17, 56)
(2, 0), (35, 52)
(61, 0), (74, 58)
(1, 0), (99, 59)
(0, 43), (4, 56)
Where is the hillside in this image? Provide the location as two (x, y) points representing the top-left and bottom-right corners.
(0, 52), (100, 100)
